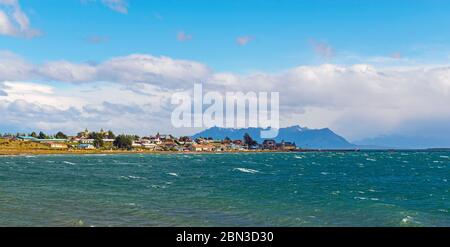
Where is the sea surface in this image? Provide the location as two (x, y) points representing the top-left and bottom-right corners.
(0, 151), (449, 226)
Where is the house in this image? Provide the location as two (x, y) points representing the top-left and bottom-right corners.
(191, 143), (215, 152)
(34, 138), (67, 143)
(214, 144), (228, 152)
(155, 133), (175, 141)
(132, 141), (143, 148)
(17, 136), (38, 142)
(161, 139), (178, 150)
(46, 142), (68, 149)
(77, 129), (90, 138)
(248, 144), (262, 150)
(79, 139), (94, 144)
(147, 136), (162, 145)
(78, 144), (95, 150)
(132, 138), (158, 150)
(178, 136), (193, 145)
(141, 143), (157, 150)
(232, 140), (244, 146)
(277, 141), (297, 151)
(228, 143), (245, 151)
(262, 139), (277, 150)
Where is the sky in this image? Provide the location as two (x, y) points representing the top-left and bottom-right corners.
(1, 0), (450, 143)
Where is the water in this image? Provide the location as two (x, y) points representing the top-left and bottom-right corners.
(0, 151), (449, 226)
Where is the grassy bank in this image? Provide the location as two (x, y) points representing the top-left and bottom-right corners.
(0, 139), (150, 155)
(0, 139), (277, 156)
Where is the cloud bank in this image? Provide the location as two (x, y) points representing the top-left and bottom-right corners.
(1, 51), (450, 140)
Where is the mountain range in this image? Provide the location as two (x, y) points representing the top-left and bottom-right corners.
(354, 135), (450, 149)
(192, 126), (356, 149)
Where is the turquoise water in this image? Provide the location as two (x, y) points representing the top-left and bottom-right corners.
(0, 152), (449, 226)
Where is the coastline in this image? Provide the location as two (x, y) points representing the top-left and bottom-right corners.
(0, 149), (287, 156)
(1, 148), (443, 156)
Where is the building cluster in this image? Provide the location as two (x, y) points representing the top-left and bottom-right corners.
(7, 129), (298, 152)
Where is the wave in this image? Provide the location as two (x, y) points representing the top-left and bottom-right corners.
(167, 173), (178, 177)
(354, 196), (368, 200)
(400, 215), (421, 226)
(233, 168), (259, 174)
(63, 161), (76, 165)
(118, 175), (146, 180)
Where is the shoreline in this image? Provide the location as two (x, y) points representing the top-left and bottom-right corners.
(0, 149), (289, 156)
(0, 148), (446, 156)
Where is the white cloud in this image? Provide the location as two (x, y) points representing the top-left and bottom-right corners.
(0, 51), (33, 81)
(0, 80), (172, 134)
(0, 0), (40, 38)
(101, 0), (128, 14)
(37, 60), (98, 83)
(38, 54), (211, 87)
(81, 0), (128, 14)
(2, 51), (450, 140)
(0, 53), (211, 86)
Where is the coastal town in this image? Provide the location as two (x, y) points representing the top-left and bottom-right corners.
(0, 129), (298, 154)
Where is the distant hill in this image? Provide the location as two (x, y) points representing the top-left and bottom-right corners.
(354, 134), (450, 149)
(192, 126), (356, 149)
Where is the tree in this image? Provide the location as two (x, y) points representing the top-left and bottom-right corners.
(113, 135), (134, 149)
(107, 130), (116, 139)
(38, 131), (47, 139)
(93, 138), (104, 149)
(30, 132), (38, 138)
(179, 136), (192, 142)
(243, 133), (257, 147)
(55, 131), (68, 139)
(89, 132), (104, 148)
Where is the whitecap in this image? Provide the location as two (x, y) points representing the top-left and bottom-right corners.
(354, 196), (368, 200)
(150, 185), (167, 189)
(233, 168), (259, 174)
(63, 161), (76, 165)
(167, 173), (178, 177)
(401, 216), (417, 224)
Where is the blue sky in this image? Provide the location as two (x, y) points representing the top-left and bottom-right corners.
(2, 0), (450, 145)
(4, 0), (450, 71)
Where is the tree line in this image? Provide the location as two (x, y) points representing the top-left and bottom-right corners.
(0, 130), (136, 150)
